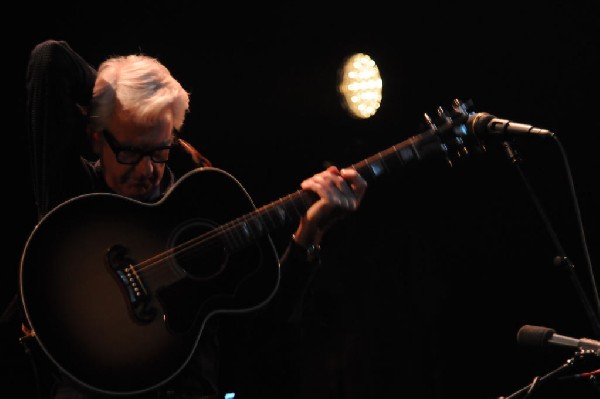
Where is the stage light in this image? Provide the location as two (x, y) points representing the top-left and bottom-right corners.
(338, 53), (382, 119)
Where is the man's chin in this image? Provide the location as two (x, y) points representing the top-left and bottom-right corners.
(123, 185), (158, 201)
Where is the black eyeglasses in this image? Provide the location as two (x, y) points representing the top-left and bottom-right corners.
(102, 129), (178, 165)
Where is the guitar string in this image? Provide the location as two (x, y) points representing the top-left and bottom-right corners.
(129, 151), (393, 276)
(127, 190), (309, 276)
(127, 134), (436, 276)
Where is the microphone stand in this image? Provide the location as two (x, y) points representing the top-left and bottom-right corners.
(498, 350), (596, 399)
(500, 140), (600, 338)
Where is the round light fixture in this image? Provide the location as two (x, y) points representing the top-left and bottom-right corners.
(338, 53), (382, 119)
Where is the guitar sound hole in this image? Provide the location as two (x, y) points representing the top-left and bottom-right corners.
(169, 220), (228, 281)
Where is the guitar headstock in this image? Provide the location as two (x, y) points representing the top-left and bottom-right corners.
(349, 99), (490, 184)
(423, 98), (487, 167)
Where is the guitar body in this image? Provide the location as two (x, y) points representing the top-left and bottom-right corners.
(19, 167), (280, 395)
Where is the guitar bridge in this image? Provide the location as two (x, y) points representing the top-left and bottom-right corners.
(106, 244), (157, 323)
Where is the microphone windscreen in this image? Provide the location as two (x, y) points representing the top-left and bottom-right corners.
(517, 325), (556, 348)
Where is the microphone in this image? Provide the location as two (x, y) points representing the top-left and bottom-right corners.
(467, 112), (555, 138)
(517, 325), (600, 354)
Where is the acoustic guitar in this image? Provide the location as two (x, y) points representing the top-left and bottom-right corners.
(19, 100), (483, 395)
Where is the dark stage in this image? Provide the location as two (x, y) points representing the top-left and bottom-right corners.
(2, 2), (600, 398)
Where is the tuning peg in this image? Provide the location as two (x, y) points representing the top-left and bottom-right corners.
(436, 106), (451, 121)
(424, 111), (455, 167)
(452, 98), (473, 115)
(435, 105), (471, 160)
(451, 98), (487, 155)
(423, 112), (437, 131)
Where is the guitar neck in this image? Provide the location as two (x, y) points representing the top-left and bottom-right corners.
(219, 121), (458, 253)
(351, 126), (449, 184)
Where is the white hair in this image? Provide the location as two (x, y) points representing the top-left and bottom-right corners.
(89, 54), (189, 131)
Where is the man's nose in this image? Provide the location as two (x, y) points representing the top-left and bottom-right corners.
(134, 154), (155, 174)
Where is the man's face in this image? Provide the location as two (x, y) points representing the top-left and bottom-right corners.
(98, 114), (175, 202)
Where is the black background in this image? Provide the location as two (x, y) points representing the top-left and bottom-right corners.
(3, 1), (600, 398)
